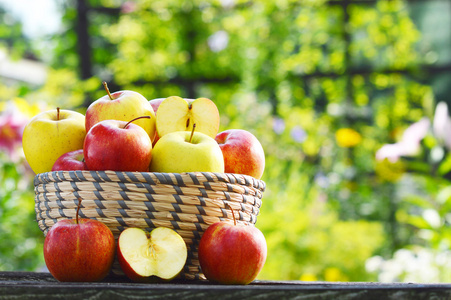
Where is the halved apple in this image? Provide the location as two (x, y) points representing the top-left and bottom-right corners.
(117, 227), (188, 282)
(156, 96), (220, 139)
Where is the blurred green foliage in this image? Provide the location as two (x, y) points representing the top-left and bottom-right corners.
(1, 0), (450, 282)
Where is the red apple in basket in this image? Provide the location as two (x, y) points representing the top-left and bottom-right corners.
(83, 116), (153, 172)
(43, 199), (115, 282)
(117, 227), (188, 282)
(52, 149), (88, 171)
(149, 98), (165, 114)
(215, 129), (265, 179)
(198, 204), (267, 285)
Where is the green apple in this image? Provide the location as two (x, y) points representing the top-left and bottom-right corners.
(156, 96), (220, 139)
(22, 108), (86, 174)
(149, 129), (224, 173)
(85, 82), (156, 141)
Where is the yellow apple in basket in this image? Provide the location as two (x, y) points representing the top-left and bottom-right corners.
(22, 108), (86, 174)
(117, 227), (188, 282)
(149, 129), (224, 173)
(155, 96), (220, 139)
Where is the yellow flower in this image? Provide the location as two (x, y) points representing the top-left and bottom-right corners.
(324, 267), (348, 282)
(335, 128), (362, 148)
(375, 158), (405, 182)
(299, 273), (318, 281)
(11, 98), (42, 117)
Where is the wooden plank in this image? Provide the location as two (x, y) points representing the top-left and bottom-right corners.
(1, 272), (451, 299)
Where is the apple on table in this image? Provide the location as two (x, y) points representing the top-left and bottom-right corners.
(43, 199), (115, 282)
(84, 116), (153, 172)
(117, 227), (187, 282)
(22, 107), (86, 174)
(198, 205), (267, 285)
(52, 149), (88, 171)
(149, 125), (224, 173)
(215, 129), (265, 179)
(85, 82), (157, 142)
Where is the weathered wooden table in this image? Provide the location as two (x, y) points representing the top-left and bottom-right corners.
(1, 271), (451, 299)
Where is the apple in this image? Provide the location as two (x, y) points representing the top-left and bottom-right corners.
(85, 82), (156, 141)
(215, 129), (265, 179)
(198, 205), (267, 285)
(117, 227), (187, 282)
(84, 116), (153, 172)
(148, 98), (166, 146)
(149, 98), (165, 114)
(149, 126), (224, 173)
(52, 149), (87, 171)
(43, 199), (115, 282)
(22, 107), (86, 174)
(156, 96), (220, 139)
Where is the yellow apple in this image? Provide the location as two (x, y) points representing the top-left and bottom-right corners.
(156, 96), (220, 139)
(149, 130), (224, 173)
(85, 82), (156, 141)
(22, 108), (86, 174)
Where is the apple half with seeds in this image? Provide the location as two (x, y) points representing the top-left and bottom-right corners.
(156, 96), (220, 139)
(117, 227), (188, 282)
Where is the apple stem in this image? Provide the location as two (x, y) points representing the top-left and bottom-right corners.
(102, 81), (114, 100)
(124, 116), (151, 129)
(226, 203), (237, 226)
(76, 197), (82, 225)
(189, 123), (196, 143)
(56, 107), (60, 121)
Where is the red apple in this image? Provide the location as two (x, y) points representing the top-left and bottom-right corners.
(198, 205), (267, 285)
(84, 116), (152, 172)
(149, 98), (165, 146)
(149, 98), (165, 114)
(215, 129), (265, 179)
(52, 149), (88, 171)
(43, 199), (115, 282)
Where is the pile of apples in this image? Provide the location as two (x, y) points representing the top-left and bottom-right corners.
(23, 82), (267, 284)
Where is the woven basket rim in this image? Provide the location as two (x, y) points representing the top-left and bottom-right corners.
(34, 170), (266, 191)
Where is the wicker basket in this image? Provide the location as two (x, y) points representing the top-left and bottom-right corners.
(34, 170), (265, 280)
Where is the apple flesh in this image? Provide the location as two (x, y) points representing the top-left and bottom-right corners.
(117, 227), (188, 282)
(52, 149), (87, 171)
(84, 118), (152, 172)
(22, 108), (86, 174)
(149, 130), (224, 173)
(215, 129), (265, 179)
(156, 96), (220, 139)
(198, 215), (267, 284)
(85, 83), (156, 141)
(43, 218), (115, 282)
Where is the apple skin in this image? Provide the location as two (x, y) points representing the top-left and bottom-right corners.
(215, 129), (265, 179)
(149, 131), (224, 173)
(22, 108), (86, 174)
(52, 149), (87, 171)
(86, 90), (156, 141)
(84, 119), (152, 172)
(198, 221), (267, 285)
(43, 218), (115, 282)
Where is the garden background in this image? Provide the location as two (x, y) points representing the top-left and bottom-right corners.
(2, 0), (451, 282)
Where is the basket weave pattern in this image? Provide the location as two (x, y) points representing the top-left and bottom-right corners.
(34, 170), (265, 280)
